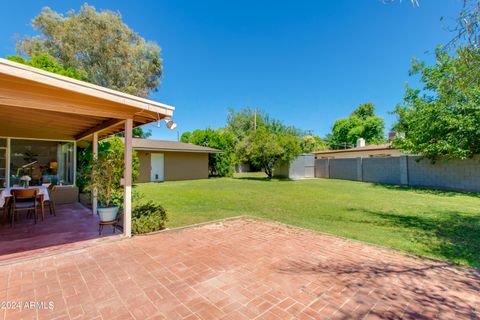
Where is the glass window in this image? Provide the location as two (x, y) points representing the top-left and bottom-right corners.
(9, 139), (74, 187)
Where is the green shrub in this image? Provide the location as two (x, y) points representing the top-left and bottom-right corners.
(132, 201), (168, 234)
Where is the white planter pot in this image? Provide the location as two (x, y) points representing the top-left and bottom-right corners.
(97, 206), (119, 222)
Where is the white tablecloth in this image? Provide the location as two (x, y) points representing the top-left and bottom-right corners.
(0, 186), (50, 208)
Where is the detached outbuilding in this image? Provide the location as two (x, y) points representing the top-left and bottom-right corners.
(274, 154), (316, 180)
(133, 139), (221, 182)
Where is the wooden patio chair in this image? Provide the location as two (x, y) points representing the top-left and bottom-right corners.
(10, 188), (39, 227)
(45, 184), (57, 216)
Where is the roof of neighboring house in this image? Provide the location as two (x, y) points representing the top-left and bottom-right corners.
(313, 143), (395, 155)
(132, 138), (222, 153)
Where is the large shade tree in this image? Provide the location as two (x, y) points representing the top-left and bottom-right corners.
(227, 108), (303, 178)
(12, 4), (158, 140)
(393, 47), (480, 160)
(236, 126), (302, 179)
(180, 128), (236, 177)
(16, 4), (163, 98)
(327, 103), (385, 149)
(225, 108), (267, 142)
(182, 108), (308, 177)
(390, 0), (480, 160)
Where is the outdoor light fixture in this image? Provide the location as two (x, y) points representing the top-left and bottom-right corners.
(165, 118), (177, 130)
(152, 113), (177, 129)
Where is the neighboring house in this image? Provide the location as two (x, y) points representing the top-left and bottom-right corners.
(133, 139), (221, 182)
(313, 141), (403, 159)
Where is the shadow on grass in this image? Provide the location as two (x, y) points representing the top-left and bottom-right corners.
(370, 183), (480, 199)
(233, 176), (271, 181)
(347, 208), (480, 268)
(233, 177), (292, 182)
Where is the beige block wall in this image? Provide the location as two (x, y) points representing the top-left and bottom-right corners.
(135, 151), (209, 182)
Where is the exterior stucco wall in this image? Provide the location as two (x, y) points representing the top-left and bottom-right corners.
(136, 151), (152, 183)
(164, 152), (209, 181)
(135, 151), (210, 182)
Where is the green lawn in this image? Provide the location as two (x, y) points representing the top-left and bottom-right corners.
(136, 175), (480, 267)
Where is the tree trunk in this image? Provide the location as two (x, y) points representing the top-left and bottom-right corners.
(264, 166), (273, 179)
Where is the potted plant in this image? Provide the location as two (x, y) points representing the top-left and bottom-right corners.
(86, 140), (125, 222)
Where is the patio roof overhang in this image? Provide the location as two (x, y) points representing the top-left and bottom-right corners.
(0, 58), (176, 238)
(0, 58), (175, 141)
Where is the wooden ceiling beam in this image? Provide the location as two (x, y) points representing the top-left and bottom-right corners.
(75, 119), (126, 141)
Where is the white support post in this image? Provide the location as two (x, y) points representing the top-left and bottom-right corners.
(92, 132), (98, 215)
(123, 119), (133, 237)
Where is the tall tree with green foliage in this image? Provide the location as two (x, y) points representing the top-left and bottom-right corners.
(327, 103), (385, 149)
(6, 53), (85, 80)
(225, 108), (267, 142)
(236, 126), (301, 178)
(393, 47), (480, 160)
(181, 128), (236, 177)
(300, 135), (327, 153)
(17, 4), (162, 97)
(228, 108), (303, 177)
(183, 108), (305, 177)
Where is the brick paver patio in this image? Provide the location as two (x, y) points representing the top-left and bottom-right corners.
(0, 203), (116, 263)
(0, 218), (478, 319)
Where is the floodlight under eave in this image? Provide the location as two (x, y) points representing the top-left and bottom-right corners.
(165, 119), (177, 130)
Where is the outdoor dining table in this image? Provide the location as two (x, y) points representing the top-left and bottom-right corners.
(0, 186), (50, 225)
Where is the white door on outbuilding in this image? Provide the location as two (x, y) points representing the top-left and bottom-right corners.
(150, 153), (164, 182)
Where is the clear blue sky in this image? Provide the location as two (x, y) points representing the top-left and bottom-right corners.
(0, 0), (462, 140)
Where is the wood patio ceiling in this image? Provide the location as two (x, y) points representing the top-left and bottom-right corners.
(0, 72), (165, 141)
